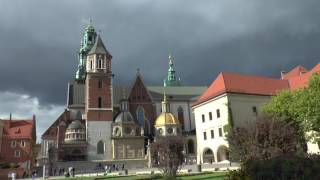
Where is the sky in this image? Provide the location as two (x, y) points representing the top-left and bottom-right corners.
(1, 0), (320, 141)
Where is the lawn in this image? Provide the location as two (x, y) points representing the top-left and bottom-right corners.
(54, 172), (226, 180)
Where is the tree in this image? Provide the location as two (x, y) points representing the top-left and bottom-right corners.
(226, 115), (301, 162)
(263, 73), (320, 142)
(151, 136), (184, 180)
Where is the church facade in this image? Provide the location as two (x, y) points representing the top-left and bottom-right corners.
(40, 24), (206, 167)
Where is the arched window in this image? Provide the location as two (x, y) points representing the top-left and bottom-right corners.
(97, 140), (104, 154)
(136, 106), (145, 126)
(98, 59), (103, 69)
(187, 139), (195, 154)
(98, 97), (102, 108)
(177, 107), (184, 130)
(76, 111), (82, 120)
(90, 60), (93, 70)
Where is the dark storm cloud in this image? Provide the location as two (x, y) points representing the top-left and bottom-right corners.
(1, 0), (320, 106)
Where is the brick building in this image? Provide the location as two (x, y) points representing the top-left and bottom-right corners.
(0, 115), (36, 174)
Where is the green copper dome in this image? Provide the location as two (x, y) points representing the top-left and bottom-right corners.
(75, 21), (97, 81)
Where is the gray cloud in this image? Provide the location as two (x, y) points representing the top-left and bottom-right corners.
(1, 0), (320, 137)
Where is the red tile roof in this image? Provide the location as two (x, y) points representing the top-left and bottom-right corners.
(288, 63), (320, 90)
(282, 65), (307, 80)
(194, 72), (290, 106)
(194, 64), (320, 107)
(2, 119), (35, 139)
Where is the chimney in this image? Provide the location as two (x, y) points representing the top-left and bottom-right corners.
(280, 71), (287, 79)
(32, 114), (36, 121)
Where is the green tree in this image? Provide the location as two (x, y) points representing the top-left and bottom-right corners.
(151, 136), (184, 180)
(263, 73), (320, 142)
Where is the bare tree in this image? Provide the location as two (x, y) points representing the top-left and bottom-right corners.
(227, 115), (302, 163)
(151, 136), (184, 180)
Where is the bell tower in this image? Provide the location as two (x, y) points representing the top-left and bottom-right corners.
(85, 34), (113, 160)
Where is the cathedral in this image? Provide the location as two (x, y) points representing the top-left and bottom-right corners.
(40, 23), (206, 168)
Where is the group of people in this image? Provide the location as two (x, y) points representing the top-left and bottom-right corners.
(52, 168), (65, 176)
(104, 163), (125, 173)
(31, 170), (38, 179)
(51, 167), (75, 177)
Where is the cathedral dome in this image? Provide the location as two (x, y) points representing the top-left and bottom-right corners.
(67, 120), (84, 130)
(114, 111), (135, 123)
(65, 120), (85, 143)
(155, 112), (180, 127)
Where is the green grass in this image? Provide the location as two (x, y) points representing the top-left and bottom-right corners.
(54, 172), (226, 180)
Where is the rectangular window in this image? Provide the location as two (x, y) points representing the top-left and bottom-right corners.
(98, 80), (102, 89)
(252, 106), (258, 116)
(216, 109), (220, 118)
(211, 130), (214, 139)
(14, 150), (20, 157)
(98, 97), (102, 108)
(203, 132), (207, 140)
(11, 140), (16, 148)
(209, 112), (212, 120)
(21, 141), (26, 147)
(202, 114), (205, 122)
(219, 128), (223, 137)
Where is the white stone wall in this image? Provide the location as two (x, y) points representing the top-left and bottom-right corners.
(227, 94), (271, 126)
(193, 93), (272, 164)
(86, 121), (112, 161)
(193, 94), (229, 164)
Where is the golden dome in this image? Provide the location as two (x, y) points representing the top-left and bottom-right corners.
(155, 112), (180, 127)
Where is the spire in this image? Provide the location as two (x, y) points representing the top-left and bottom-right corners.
(161, 85), (170, 113)
(136, 68), (140, 76)
(87, 35), (111, 56)
(164, 53), (181, 86)
(120, 88), (129, 112)
(75, 21), (97, 81)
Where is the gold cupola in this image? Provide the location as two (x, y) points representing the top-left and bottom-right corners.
(154, 90), (181, 136)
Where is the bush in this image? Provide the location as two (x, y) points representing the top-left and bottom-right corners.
(9, 163), (19, 168)
(226, 115), (301, 162)
(0, 163), (10, 169)
(225, 169), (250, 180)
(244, 154), (320, 180)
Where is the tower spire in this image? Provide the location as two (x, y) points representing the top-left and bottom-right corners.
(164, 53), (181, 86)
(161, 84), (170, 113)
(75, 21), (97, 81)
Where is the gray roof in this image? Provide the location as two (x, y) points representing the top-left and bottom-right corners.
(67, 82), (129, 108)
(67, 82), (85, 108)
(113, 86), (130, 106)
(67, 120), (84, 129)
(67, 81), (206, 107)
(147, 86), (207, 101)
(88, 35), (111, 56)
(114, 111), (137, 124)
